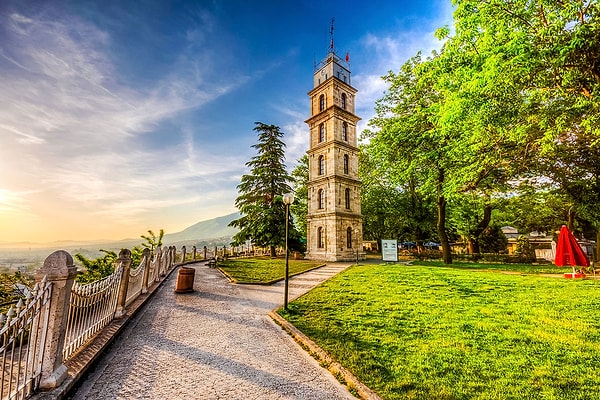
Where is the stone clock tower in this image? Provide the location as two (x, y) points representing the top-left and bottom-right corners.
(304, 34), (364, 262)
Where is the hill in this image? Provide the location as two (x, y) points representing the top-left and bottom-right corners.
(163, 212), (240, 244)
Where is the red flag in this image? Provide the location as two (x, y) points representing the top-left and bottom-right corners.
(345, 52), (349, 62)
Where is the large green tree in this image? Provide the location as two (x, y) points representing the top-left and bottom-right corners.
(444, 0), (600, 251)
(229, 122), (297, 257)
(364, 53), (458, 263)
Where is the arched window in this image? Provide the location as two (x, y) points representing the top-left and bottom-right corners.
(319, 94), (325, 112)
(317, 227), (325, 248)
(341, 93), (347, 109)
(318, 189), (326, 209)
(342, 122), (347, 141)
(347, 227), (353, 249)
(319, 123), (325, 142)
(343, 154), (349, 174)
(318, 155), (325, 175)
(345, 188), (351, 209)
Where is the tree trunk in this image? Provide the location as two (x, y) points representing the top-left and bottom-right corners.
(437, 193), (452, 265)
(467, 204), (492, 254)
(269, 245), (276, 257)
(567, 208), (575, 232)
(596, 227), (600, 263)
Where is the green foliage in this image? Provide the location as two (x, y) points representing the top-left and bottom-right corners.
(514, 235), (537, 263)
(290, 154), (308, 238)
(0, 271), (34, 313)
(229, 122), (302, 255)
(281, 264), (600, 399)
(361, 0), (600, 259)
(479, 225), (508, 254)
(140, 229), (164, 251)
(359, 148), (437, 247)
(74, 250), (117, 284)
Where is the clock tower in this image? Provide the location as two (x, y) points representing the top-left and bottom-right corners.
(304, 27), (364, 262)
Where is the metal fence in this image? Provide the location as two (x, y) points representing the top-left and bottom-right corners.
(0, 278), (52, 400)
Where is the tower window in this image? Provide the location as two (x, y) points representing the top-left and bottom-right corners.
(318, 189), (325, 209)
(341, 93), (347, 109)
(345, 188), (351, 209)
(343, 154), (349, 174)
(319, 123), (325, 142)
(318, 227), (325, 248)
(319, 95), (325, 111)
(347, 227), (353, 249)
(318, 155), (325, 175)
(342, 122), (347, 141)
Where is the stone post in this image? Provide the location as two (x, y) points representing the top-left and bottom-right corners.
(203, 246), (207, 260)
(141, 247), (151, 294)
(155, 246), (163, 280)
(181, 246), (187, 263)
(115, 249), (132, 318)
(35, 250), (78, 390)
(192, 246), (197, 260)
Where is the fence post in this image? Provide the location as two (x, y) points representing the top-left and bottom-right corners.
(181, 246), (187, 264)
(35, 250), (78, 390)
(115, 249), (132, 318)
(192, 246), (197, 260)
(141, 247), (151, 294)
(203, 246), (207, 260)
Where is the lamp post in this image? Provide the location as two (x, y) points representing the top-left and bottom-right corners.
(283, 193), (295, 310)
(355, 228), (359, 265)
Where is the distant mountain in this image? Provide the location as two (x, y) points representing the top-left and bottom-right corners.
(163, 212), (240, 244)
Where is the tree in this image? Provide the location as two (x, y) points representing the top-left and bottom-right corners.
(445, 0), (600, 243)
(74, 250), (118, 284)
(140, 229), (164, 252)
(229, 122), (297, 257)
(364, 53), (457, 263)
(290, 155), (308, 238)
(359, 148), (436, 249)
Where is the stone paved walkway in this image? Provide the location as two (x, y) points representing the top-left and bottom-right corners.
(69, 263), (356, 400)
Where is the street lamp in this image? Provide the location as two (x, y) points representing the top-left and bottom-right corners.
(282, 192), (295, 310)
(355, 228), (359, 265)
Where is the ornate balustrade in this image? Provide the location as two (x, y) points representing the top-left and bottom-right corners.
(0, 245), (187, 400)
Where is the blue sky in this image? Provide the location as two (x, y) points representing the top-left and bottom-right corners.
(0, 0), (453, 243)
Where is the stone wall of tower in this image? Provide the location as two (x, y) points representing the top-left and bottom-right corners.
(305, 52), (365, 262)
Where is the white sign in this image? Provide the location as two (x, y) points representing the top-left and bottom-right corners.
(381, 239), (398, 262)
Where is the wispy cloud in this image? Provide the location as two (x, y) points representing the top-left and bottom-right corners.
(0, 8), (248, 240)
(352, 0), (454, 138)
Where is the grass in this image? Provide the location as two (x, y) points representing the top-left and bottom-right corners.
(279, 263), (600, 400)
(217, 257), (323, 283)
(412, 260), (571, 275)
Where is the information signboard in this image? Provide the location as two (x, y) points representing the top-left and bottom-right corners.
(381, 239), (398, 262)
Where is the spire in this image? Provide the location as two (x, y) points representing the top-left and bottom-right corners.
(328, 17), (335, 55)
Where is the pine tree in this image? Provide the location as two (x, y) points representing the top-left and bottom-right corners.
(229, 122), (295, 257)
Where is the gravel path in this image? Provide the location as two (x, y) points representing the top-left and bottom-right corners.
(69, 263), (355, 400)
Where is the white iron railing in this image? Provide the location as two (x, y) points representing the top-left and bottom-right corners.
(125, 257), (146, 307)
(62, 265), (122, 361)
(0, 278), (52, 400)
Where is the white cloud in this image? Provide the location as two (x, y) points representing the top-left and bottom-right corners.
(352, 0), (454, 139)
(0, 10), (247, 241)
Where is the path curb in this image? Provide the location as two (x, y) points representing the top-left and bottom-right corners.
(269, 310), (382, 400)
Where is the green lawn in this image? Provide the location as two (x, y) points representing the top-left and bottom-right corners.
(279, 263), (600, 399)
(218, 257), (323, 283)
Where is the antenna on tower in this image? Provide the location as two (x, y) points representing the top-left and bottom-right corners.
(329, 17), (335, 55)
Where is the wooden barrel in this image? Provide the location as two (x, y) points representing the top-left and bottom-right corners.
(175, 267), (195, 293)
